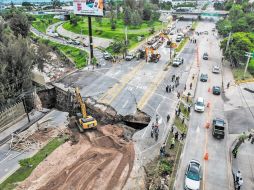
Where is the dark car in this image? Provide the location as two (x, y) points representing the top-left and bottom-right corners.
(212, 86), (221, 95)
(203, 53), (208, 60)
(212, 118), (225, 139)
(200, 73), (208, 82)
(185, 160), (202, 190)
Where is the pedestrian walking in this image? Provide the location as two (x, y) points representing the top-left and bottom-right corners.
(227, 82), (230, 89)
(251, 137), (254, 144)
(236, 171), (242, 182)
(172, 85), (174, 91)
(160, 143), (166, 157)
(167, 114), (170, 122)
(186, 96), (189, 103)
(192, 74), (195, 80)
(190, 82), (192, 90)
(175, 108), (178, 117)
(169, 85), (172, 92)
(188, 104), (191, 112)
(248, 133), (252, 141)
(232, 148), (238, 158)
(175, 131), (179, 140)
(171, 125), (174, 133)
(177, 92), (180, 99)
(182, 117), (185, 124)
(151, 123), (155, 138)
(156, 114), (159, 124)
(237, 177), (243, 190)
(184, 84), (186, 91)
(181, 132), (185, 140)
(166, 85), (169, 93)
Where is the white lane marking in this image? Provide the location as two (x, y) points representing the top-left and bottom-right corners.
(122, 100), (129, 109)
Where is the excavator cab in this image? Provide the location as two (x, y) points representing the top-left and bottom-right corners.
(75, 87), (97, 132)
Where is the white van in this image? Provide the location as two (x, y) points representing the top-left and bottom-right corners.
(195, 97), (205, 112)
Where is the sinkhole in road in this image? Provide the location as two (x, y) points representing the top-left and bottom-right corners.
(84, 97), (151, 130)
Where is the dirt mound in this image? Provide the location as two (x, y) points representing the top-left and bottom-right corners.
(16, 125), (134, 190)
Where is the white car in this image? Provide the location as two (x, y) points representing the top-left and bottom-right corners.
(194, 97), (205, 112)
(185, 160), (202, 190)
(212, 65), (220, 74)
(172, 57), (184, 67)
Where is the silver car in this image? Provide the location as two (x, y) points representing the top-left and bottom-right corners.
(185, 160), (202, 190)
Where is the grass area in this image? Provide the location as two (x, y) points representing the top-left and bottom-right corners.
(175, 37), (189, 52)
(31, 15), (60, 33)
(232, 67), (253, 81)
(63, 17), (164, 49)
(33, 35), (88, 68)
(179, 102), (190, 118)
(167, 134), (183, 190)
(145, 133), (183, 189)
(191, 21), (198, 31)
(174, 117), (187, 133)
(0, 137), (66, 190)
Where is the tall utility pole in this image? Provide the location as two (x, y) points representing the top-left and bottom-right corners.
(88, 16), (94, 64)
(244, 52), (252, 79)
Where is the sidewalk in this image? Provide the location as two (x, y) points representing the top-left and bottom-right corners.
(230, 134), (254, 190)
(0, 109), (48, 146)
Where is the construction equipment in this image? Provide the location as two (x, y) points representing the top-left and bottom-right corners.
(145, 47), (161, 63)
(74, 87), (97, 132)
(149, 53), (161, 63)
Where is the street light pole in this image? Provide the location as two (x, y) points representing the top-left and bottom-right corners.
(244, 52), (252, 79)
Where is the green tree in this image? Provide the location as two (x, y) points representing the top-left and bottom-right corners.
(229, 5), (244, 21)
(123, 6), (132, 25)
(216, 19), (232, 36)
(8, 12), (30, 38)
(131, 11), (142, 27)
(51, 0), (61, 9)
(232, 17), (249, 32)
(220, 32), (254, 66)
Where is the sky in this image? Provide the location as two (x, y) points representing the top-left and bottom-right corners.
(2, 0), (71, 4)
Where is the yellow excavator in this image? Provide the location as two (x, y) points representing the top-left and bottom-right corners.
(74, 87), (97, 132)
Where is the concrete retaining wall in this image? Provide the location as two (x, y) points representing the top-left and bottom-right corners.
(0, 102), (25, 132)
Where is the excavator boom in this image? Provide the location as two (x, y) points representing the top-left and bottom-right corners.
(75, 87), (87, 118)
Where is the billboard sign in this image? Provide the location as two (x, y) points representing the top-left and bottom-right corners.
(73, 0), (104, 17)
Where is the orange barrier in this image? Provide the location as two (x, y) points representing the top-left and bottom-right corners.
(204, 152), (209, 160)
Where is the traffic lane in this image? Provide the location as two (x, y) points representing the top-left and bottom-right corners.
(110, 59), (167, 115)
(206, 96), (229, 190)
(199, 22), (229, 190)
(78, 60), (141, 98)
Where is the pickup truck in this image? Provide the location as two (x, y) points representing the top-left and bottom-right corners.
(212, 118), (225, 139)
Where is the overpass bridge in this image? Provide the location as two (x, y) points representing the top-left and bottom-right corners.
(171, 10), (229, 17)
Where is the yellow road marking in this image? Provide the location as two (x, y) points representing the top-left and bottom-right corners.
(137, 68), (168, 110)
(99, 61), (146, 105)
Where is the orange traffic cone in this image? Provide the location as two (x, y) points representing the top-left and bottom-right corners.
(204, 153), (209, 160)
(205, 122), (210, 128)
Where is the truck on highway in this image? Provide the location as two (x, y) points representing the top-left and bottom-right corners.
(212, 118), (226, 139)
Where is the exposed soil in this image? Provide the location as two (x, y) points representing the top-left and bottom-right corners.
(16, 124), (135, 190)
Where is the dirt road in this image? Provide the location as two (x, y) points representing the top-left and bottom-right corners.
(16, 125), (134, 190)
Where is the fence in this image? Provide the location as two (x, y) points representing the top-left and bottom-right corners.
(0, 102), (26, 132)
